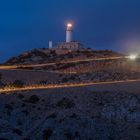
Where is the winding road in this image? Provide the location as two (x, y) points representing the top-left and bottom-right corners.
(0, 56), (125, 70)
(1, 79), (140, 93)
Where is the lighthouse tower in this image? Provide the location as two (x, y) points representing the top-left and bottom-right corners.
(55, 22), (85, 54)
(66, 23), (73, 42)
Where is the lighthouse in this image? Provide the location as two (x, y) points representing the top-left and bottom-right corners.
(66, 23), (73, 42)
(54, 22), (85, 54)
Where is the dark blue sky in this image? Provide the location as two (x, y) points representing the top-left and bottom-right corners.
(0, 0), (140, 62)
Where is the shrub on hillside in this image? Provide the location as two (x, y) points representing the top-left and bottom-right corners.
(17, 94), (25, 99)
(13, 128), (22, 136)
(43, 128), (53, 140)
(61, 77), (68, 83)
(56, 97), (75, 109)
(39, 80), (48, 84)
(26, 95), (40, 104)
(0, 73), (2, 80)
(0, 138), (10, 140)
(50, 50), (56, 55)
(4, 104), (13, 116)
(0, 81), (5, 88)
(0, 73), (5, 88)
(11, 80), (24, 88)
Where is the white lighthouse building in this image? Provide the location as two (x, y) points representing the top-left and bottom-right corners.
(49, 41), (53, 49)
(49, 22), (86, 54)
(66, 23), (73, 42)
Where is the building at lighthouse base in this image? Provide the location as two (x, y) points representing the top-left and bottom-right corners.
(53, 41), (87, 55)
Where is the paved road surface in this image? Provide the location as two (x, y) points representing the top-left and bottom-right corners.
(0, 79), (140, 93)
(0, 56), (125, 70)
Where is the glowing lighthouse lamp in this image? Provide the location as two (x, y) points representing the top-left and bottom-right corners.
(66, 23), (73, 43)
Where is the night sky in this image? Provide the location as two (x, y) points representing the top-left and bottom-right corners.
(0, 0), (140, 62)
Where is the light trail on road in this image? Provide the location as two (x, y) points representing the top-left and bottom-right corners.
(0, 56), (125, 70)
(0, 79), (140, 93)
(0, 68), (77, 74)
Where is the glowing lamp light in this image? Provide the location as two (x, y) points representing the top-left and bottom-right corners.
(67, 23), (72, 27)
(128, 54), (137, 60)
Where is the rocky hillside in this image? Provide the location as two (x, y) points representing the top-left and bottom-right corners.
(0, 87), (140, 140)
(5, 48), (122, 65)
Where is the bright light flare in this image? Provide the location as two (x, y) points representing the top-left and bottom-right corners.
(128, 54), (137, 60)
(67, 23), (72, 27)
